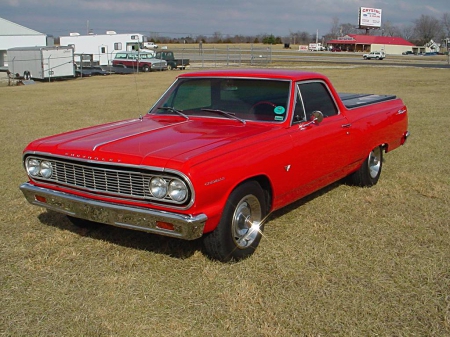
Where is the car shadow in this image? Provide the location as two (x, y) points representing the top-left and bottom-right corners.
(37, 211), (203, 260)
(36, 179), (346, 261)
(267, 180), (343, 222)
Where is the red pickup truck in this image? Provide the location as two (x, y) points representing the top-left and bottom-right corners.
(20, 69), (409, 262)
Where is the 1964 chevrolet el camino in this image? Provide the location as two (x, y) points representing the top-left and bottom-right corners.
(20, 69), (409, 261)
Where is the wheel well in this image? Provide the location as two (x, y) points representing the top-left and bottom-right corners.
(239, 175), (273, 214)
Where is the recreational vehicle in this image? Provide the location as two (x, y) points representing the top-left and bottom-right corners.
(60, 31), (144, 66)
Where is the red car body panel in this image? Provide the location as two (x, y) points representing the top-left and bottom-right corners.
(21, 69), (409, 239)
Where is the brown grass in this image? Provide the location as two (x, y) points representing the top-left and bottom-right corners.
(1, 63), (449, 336)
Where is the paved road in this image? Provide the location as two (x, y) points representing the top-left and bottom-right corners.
(177, 49), (450, 69)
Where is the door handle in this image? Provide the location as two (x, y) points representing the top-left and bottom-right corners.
(341, 123), (352, 128)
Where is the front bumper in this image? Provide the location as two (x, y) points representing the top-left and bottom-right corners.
(20, 182), (207, 240)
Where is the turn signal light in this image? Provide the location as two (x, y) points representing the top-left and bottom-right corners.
(35, 195), (47, 203)
(156, 221), (175, 231)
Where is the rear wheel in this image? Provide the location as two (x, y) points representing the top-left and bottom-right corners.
(203, 181), (267, 262)
(349, 146), (383, 187)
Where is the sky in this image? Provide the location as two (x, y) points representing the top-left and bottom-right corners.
(1, 0), (448, 38)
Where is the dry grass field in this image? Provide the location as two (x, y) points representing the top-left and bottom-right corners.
(1, 63), (449, 336)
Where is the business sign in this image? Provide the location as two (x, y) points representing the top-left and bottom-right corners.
(359, 7), (382, 28)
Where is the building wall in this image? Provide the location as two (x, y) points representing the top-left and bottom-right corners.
(0, 35), (47, 67)
(370, 44), (414, 55)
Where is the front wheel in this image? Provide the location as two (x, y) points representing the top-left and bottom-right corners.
(349, 146), (383, 187)
(142, 64), (150, 72)
(167, 64), (173, 70)
(203, 181), (267, 262)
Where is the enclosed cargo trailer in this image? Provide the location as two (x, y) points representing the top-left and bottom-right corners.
(7, 46), (75, 80)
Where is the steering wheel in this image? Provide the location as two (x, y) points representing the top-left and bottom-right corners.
(250, 101), (276, 112)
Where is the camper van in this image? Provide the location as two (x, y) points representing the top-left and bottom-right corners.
(60, 31), (144, 66)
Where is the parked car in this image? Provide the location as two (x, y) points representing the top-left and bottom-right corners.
(20, 69), (409, 262)
(142, 42), (158, 49)
(363, 51), (385, 60)
(112, 51), (167, 71)
(402, 51), (414, 55)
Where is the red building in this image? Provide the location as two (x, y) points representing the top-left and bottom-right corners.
(327, 34), (416, 55)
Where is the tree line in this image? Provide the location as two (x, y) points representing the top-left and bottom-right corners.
(149, 13), (449, 47)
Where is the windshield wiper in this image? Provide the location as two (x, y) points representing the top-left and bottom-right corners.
(157, 107), (189, 120)
(200, 109), (246, 124)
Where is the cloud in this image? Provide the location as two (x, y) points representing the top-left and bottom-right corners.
(1, 0), (448, 37)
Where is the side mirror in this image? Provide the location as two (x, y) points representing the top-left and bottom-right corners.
(300, 111), (324, 130)
(310, 111), (324, 124)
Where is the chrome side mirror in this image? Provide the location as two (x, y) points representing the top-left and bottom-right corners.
(310, 111), (324, 124)
(300, 111), (324, 130)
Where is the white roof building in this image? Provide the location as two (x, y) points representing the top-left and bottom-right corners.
(0, 17), (48, 68)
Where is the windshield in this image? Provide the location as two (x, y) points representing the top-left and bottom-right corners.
(149, 78), (291, 122)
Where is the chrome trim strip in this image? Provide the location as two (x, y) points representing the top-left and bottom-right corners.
(20, 182), (206, 240)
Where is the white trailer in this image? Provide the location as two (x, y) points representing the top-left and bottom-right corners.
(308, 43), (325, 51)
(60, 31), (144, 66)
(7, 46), (75, 80)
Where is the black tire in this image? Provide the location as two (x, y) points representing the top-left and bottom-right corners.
(349, 146), (383, 187)
(203, 181), (267, 262)
(167, 64), (173, 71)
(142, 64), (150, 72)
(23, 71), (31, 80)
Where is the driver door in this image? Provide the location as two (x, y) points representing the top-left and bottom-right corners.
(287, 80), (355, 199)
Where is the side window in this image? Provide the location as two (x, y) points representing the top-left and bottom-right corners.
(298, 81), (338, 119)
(114, 42), (122, 50)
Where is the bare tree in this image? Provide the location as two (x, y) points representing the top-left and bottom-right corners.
(329, 17), (340, 38)
(442, 13), (450, 37)
(340, 23), (358, 35)
(413, 15), (444, 44)
(401, 25), (416, 41)
(380, 21), (402, 37)
(212, 31), (223, 43)
(288, 30), (311, 45)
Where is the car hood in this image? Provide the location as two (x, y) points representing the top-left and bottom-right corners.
(28, 115), (276, 168)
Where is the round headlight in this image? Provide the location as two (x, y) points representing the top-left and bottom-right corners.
(27, 158), (41, 177)
(150, 177), (168, 199)
(168, 179), (188, 202)
(40, 161), (53, 178)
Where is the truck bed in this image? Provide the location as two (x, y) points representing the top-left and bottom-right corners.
(339, 93), (397, 109)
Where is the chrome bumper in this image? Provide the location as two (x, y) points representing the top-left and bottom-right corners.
(20, 182), (207, 240)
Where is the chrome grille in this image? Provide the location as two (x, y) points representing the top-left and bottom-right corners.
(27, 156), (189, 204)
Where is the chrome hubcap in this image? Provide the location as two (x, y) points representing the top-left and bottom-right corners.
(232, 195), (262, 249)
(368, 147), (382, 179)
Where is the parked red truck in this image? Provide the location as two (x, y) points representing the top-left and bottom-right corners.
(20, 69), (409, 261)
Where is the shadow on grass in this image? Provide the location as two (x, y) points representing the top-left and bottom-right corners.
(267, 180), (343, 222)
(37, 211), (203, 260)
(36, 180), (346, 260)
